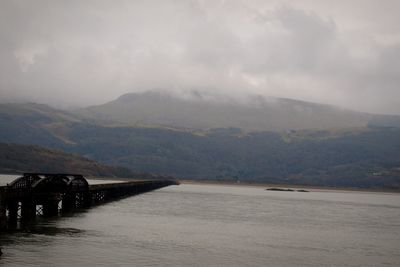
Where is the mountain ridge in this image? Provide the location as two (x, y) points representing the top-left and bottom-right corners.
(76, 91), (399, 132)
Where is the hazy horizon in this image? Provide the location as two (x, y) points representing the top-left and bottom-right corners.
(1, 0), (399, 115)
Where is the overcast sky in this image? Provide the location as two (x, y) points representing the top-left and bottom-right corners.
(0, 0), (399, 114)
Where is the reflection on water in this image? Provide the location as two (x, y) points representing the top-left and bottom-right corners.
(5, 225), (87, 237)
(1, 183), (400, 267)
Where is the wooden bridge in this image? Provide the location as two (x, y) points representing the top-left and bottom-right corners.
(0, 173), (179, 230)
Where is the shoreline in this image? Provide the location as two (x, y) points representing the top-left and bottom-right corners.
(178, 179), (400, 194)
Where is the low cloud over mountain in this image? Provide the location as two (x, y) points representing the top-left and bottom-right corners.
(77, 91), (400, 132)
(0, 1), (399, 114)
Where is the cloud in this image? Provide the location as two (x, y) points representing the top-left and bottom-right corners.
(0, 0), (399, 114)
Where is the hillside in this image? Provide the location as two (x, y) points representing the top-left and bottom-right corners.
(0, 142), (135, 177)
(63, 125), (400, 189)
(0, 101), (400, 189)
(0, 103), (83, 147)
(77, 91), (383, 131)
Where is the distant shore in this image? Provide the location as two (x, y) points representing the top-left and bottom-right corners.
(89, 176), (400, 193)
(91, 175), (400, 193)
(177, 179), (400, 194)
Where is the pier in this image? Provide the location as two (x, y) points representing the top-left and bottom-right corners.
(0, 173), (178, 229)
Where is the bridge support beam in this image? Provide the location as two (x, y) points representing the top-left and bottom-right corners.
(43, 197), (60, 217)
(0, 197), (6, 230)
(82, 192), (93, 208)
(62, 193), (76, 212)
(7, 201), (18, 226)
(21, 199), (36, 220)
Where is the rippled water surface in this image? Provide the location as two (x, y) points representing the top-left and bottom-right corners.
(1, 181), (400, 266)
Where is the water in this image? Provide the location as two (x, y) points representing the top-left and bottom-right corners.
(1, 182), (400, 266)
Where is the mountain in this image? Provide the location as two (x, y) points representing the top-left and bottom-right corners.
(76, 91), (395, 131)
(0, 142), (135, 177)
(0, 99), (399, 190)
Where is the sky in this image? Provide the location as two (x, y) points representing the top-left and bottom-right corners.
(0, 0), (399, 114)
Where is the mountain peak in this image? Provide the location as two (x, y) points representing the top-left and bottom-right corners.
(76, 90), (381, 131)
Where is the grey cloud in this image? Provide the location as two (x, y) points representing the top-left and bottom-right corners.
(244, 6), (337, 73)
(0, 0), (399, 114)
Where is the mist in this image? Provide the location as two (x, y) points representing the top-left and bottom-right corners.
(0, 0), (399, 114)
